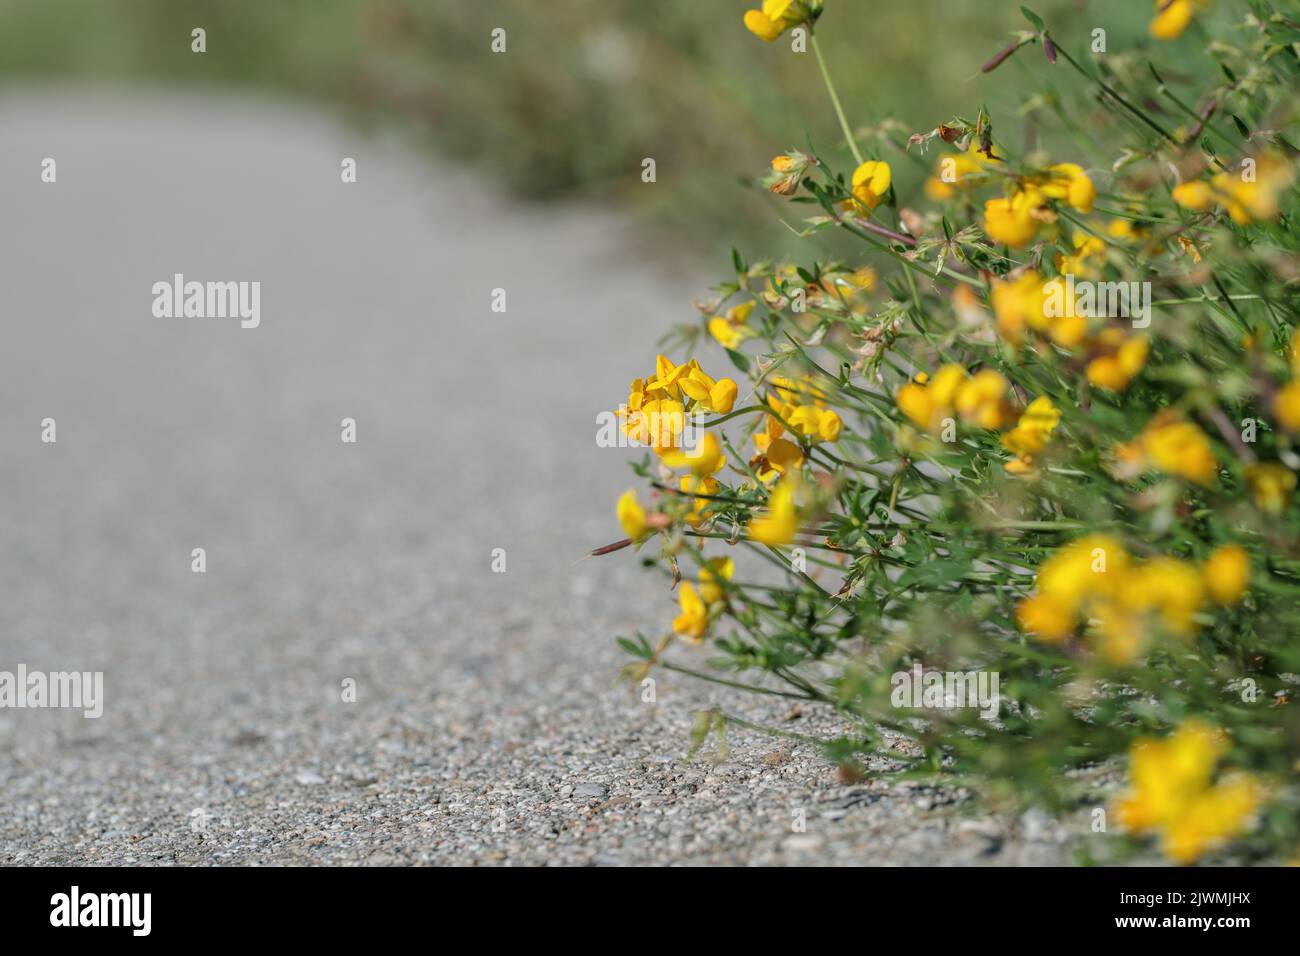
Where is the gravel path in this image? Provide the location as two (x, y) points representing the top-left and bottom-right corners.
(0, 90), (1077, 865)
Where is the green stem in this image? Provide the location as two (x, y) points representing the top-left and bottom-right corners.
(810, 34), (864, 165)
(659, 662), (816, 701)
(1054, 43), (1178, 147)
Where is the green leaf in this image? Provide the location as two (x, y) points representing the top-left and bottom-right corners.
(725, 347), (751, 374)
(896, 556), (974, 589)
(616, 636), (650, 659)
(686, 709), (713, 760)
(1020, 6), (1044, 31)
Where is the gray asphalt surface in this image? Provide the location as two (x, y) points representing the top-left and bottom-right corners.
(0, 90), (1078, 865)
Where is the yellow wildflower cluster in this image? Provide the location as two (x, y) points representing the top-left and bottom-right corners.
(1113, 412), (1218, 485)
(671, 476), (799, 645)
(599, 0), (1298, 864)
(1113, 719), (1263, 864)
(1001, 396), (1062, 474)
(1017, 537), (1248, 663)
(1173, 154), (1295, 225)
(619, 354), (738, 453)
(1084, 329), (1150, 392)
(747, 374), (839, 481)
(988, 273), (1150, 392)
(983, 163), (1095, 248)
(673, 557), (735, 644)
(990, 272), (1081, 347)
(896, 364), (1015, 432)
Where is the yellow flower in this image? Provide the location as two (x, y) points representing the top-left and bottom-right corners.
(676, 364), (712, 402)
(749, 477), (799, 546)
(896, 364), (1013, 432)
(1113, 719), (1262, 864)
(1035, 163), (1096, 214)
(786, 405), (842, 443)
(647, 353), (689, 398)
(1055, 232), (1106, 278)
(1114, 720), (1222, 829)
(1172, 179), (1213, 211)
(895, 382), (935, 429)
(708, 301), (756, 350)
(1174, 156), (1295, 225)
(661, 431), (727, 477)
(1136, 413), (1218, 485)
(930, 361), (972, 408)
(1023, 534), (1237, 658)
(1275, 381), (1300, 432)
(1002, 396), (1061, 470)
(616, 490), (648, 540)
(753, 436), (805, 482)
(672, 582), (710, 644)
(743, 0), (805, 41)
(1015, 594), (1075, 642)
(1086, 335), (1149, 391)
(850, 160), (892, 213)
(924, 148), (986, 200)
(1245, 462), (1295, 514)
(680, 474), (720, 528)
(1163, 775), (1263, 864)
(818, 408), (842, 442)
(1133, 557), (1205, 637)
(1150, 0), (1202, 39)
(1203, 545), (1249, 606)
(708, 317), (746, 350)
(990, 273), (1052, 344)
(698, 557), (735, 604)
(710, 377), (739, 415)
(1091, 599), (1145, 665)
(625, 397), (686, 450)
(983, 189), (1046, 248)
(1036, 534), (1127, 615)
(953, 369), (1013, 429)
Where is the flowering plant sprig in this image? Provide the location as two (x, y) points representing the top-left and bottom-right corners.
(597, 1), (1300, 864)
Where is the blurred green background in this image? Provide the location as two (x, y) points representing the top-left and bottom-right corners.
(1, 0), (1189, 264)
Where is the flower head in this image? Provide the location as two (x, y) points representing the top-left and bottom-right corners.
(698, 557), (735, 604)
(849, 160), (892, 213)
(1203, 545), (1248, 606)
(743, 0), (811, 42)
(749, 476), (800, 546)
(1113, 719), (1263, 864)
(1150, 0), (1209, 41)
(1245, 462), (1295, 515)
(616, 490), (648, 541)
(672, 582), (710, 643)
(1126, 413), (1219, 485)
